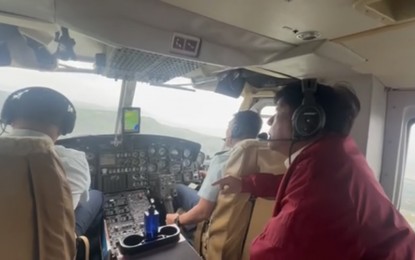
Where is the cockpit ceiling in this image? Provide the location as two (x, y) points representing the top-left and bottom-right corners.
(2, 0), (415, 89)
(161, 0), (384, 44)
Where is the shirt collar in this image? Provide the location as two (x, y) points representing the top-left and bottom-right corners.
(284, 145), (308, 169)
(9, 129), (53, 142)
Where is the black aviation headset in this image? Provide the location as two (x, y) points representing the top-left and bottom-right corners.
(291, 78), (326, 140)
(0, 87), (76, 135)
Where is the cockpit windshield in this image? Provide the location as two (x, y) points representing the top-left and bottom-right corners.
(0, 67), (243, 156)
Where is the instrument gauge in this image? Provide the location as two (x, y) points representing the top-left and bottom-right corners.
(169, 148), (179, 157)
(86, 152), (95, 160)
(183, 149), (191, 158)
(169, 164), (181, 175)
(158, 160), (167, 170)
(139, 151), (146, 158)
(148, 164), (157, 173)
(148, 147), (156, 155)
(158, 147), (167, 156)
(182, 159), (191, 167)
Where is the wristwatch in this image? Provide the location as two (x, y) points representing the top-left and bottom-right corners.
(174, 214), (182, 228)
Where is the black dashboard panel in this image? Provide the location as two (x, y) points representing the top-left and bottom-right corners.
(56, 134), (203, 198)
(57, 134), (203, 258)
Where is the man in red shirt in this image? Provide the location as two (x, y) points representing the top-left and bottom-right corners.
(213, 80), (415, 260)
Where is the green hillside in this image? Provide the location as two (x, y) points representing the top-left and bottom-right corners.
(72, 107), (223, 156)
(0, 90), (223, 156)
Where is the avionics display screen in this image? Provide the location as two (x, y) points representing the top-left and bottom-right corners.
(100, 153), (116, 166)
(122, 107), (141, 134)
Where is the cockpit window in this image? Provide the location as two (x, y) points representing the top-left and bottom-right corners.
(260, 105), (276, 134)
(132, 81), (243, 156)
(401, 123), (415, 229)
(0, 67), (121, 137)
(0, 69), (243, 156)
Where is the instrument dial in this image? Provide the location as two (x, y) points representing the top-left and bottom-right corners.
(158, 160), (167, 170)
(169, 164), (181, 175)
(169, 148), (179, 157)
(148, 164), (157, 173)
(148, 147), (156, 155)
(158, 147), (167, 156)
(183, 149), (191, 158)
(86, 152), (95, 160)
(182, 159), (191, 167)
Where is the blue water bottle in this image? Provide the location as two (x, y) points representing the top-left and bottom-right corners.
(144, 198), (159, 241)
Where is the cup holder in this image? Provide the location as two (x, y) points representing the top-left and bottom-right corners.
(123, 235), (144, 247)
(118, 225), (181, 256)
(159, 226), (180, 236)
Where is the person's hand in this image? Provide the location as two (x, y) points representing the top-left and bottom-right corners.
(198, 170), (207, 178)
(166, 213), (179, 225)
(212, 175), (242, 194)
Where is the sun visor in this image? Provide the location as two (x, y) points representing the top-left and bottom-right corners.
(0, 24), (56, 70)
(259, 40), (367, 79)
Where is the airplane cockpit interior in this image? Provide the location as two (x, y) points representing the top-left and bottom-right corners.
(1, 0), (415, 259)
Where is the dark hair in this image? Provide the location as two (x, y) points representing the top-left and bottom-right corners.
(274, 81), (360, 136)
(232, 110), (262, 139)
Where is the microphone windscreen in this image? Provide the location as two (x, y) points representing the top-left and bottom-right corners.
(257, 132), (268, 140)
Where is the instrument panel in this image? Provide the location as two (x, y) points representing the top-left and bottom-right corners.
(57, 134), (203, 258)
(56, 134), (203, 198)
(104, 190), (150, 257)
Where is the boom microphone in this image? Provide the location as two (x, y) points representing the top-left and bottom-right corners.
(257, 132), (293, 142)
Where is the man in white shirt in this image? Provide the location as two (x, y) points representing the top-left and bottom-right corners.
(9, 128), (90, 209)
(165, 110), (263, 229)
(0, 86), (102, 236)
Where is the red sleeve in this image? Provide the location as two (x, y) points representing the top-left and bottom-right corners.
(241, 173), (283, 198)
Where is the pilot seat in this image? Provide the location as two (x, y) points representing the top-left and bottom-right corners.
(0, 136), (78, 260)
(195, 139), (286, 260)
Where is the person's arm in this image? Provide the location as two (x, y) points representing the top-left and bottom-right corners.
(54, 146), (91, 209)
(166, 154), (226, 225)
(241, 173), (283, 198)
(166, 198), (215, 226)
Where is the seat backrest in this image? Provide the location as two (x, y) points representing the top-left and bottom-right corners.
(202, 139), (286, 260)
(241, 197), (275, 260)
(0, 137), (76, 260)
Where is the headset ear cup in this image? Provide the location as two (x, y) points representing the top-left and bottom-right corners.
(292, 104), (326, 139)
(1, 91), (16, 125)
(60, 106), (76, 135)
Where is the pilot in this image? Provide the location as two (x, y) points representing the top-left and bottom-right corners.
(213, 81), (415, 259)
(165, 110), (262, 229)
(0, 87), (103, 238)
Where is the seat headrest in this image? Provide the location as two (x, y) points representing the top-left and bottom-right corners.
(0, 137), (54, 155)
(226, 139), (287, 176)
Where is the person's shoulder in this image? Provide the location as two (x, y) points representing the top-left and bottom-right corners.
(213, 150), (229, 156)
(54, 145), (87, 163)
(212, 150), (231, 161)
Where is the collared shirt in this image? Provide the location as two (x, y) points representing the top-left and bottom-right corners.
(283, 145), (308, 169)
(197, 150), (230, 202)
(8, 129), (90, 209)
